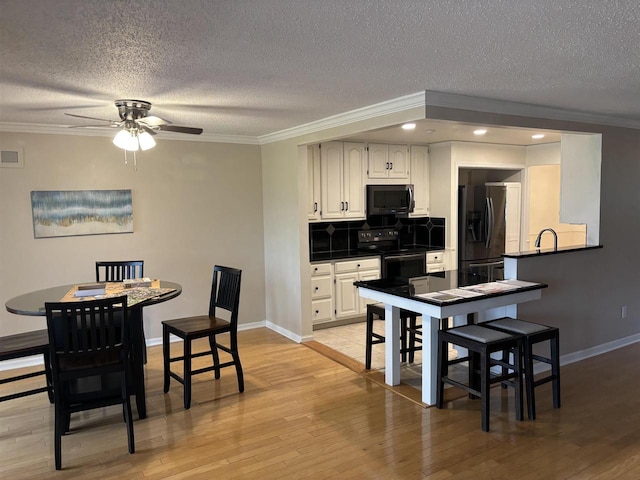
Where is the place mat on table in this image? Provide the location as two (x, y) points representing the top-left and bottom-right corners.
(61, 280), (176, 307)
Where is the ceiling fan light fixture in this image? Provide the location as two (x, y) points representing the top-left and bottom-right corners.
(113, 129), (140, 151)
(138, 131), (156, 150)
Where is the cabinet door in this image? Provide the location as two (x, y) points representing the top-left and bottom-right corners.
(320, 142), (344, 219)
(388, 144), (410, 179)
(357, 269), (380, 313)
(505, 183), (521, 253)
(334, 272), (359, 318)
(342, 142), (366, 219)
(410, 145), (429, 216)
(367, 143), (389, 178)
(307, 145), (321, 221)
(311, 275), (332, 299)
(312, 298), (333, 324)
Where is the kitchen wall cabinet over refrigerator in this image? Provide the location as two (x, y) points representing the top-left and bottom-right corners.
(367, 143), (410, 179)
(320, 142), (366, 219)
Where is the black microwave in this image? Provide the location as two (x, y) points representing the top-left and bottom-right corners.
(366, 184), (414, 216)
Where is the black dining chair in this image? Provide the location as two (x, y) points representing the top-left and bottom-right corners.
(162, 265), (243, 409)
(95, 260), (144, 282)
(45, 296), (135, 470)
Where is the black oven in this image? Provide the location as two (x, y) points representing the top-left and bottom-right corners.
(357, 228), (427, 282)
(382, 252), (426, 281)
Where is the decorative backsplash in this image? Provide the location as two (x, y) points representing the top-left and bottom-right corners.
(309, 216), (445, 259)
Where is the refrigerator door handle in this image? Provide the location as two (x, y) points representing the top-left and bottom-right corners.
(488, 197), (494, 247)
(485, 197), (492, 248)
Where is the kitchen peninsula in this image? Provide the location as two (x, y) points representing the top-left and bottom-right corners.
(355, 271), (547, 405)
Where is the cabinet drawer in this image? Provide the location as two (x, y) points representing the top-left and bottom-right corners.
(311, 276), (332, 298)
(426, 251), (444, 264)
(426, 264), (445, 273)
(312, 298), (333, 323)
(334, 257), (380, 273)
(409, 277), (429, 291)
(311, 263), (332, 276)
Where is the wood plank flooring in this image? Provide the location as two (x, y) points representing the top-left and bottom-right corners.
(1, 327), (640, 479)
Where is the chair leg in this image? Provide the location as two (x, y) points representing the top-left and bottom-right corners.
(122, 370), (135, 454)
(524, 340), (536, 420)
(551, 333), (561, 409)
(514, 344), (524, 422)
(480, 351), (490, 432)
(232, 350), (244, 393)
(54, 402), (63, 470)
(162, 325), (171, 394)
(210, 334), (221, 380)
(400, 316), (407, 363)
(436, 336), (447, 409)
(408, 315), (416, 363)
(184, 339), (192, 410)
(365, 309), (374, 370)
(43, 350), (54, 404)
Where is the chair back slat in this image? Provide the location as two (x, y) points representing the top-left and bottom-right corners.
(45, 296), (128, 356)
(209, 265), (242, 326)
(95, 261), (144, 282)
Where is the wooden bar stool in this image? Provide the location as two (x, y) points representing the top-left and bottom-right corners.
(365, 303), (421, 369)
(482, 317), (560, 420)
(0, 330), (53, 403)
(436, 324), (524, 432)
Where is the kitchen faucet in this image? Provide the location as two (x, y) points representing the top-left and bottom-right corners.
(534, 228), (558, 251)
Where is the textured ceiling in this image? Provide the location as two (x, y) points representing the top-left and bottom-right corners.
(1, 0), (639, 140)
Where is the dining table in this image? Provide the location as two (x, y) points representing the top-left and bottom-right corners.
(355, 270), (547, 405)
(4, 280), (182, 419)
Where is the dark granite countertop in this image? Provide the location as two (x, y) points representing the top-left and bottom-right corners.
(310, 246), (445, 263)
(502, 244), (602, 259)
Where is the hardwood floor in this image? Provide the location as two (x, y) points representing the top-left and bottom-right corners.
(1, 327), (640, 479)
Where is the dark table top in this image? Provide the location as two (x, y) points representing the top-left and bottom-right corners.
(355, 270), (547, 307)
(5, 280), (182, 316)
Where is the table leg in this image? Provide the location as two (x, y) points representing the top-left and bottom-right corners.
(422, 316), (440, 405)
(384, 304), (401, 386)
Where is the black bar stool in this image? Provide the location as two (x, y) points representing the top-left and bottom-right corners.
(365, 303), (421, 369)
(436, 324), (524, 432)
(482, 317), (560, 420)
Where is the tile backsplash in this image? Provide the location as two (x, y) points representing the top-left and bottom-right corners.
(309, 216), (445, 259)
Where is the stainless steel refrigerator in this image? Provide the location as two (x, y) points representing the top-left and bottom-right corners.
(458, 184), (506, 280)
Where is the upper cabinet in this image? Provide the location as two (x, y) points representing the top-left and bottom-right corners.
(367, 144), (410, 179)
(307, 145), (322, 221)
(320, 142), (366, 220)
(409, 145), (429, 217)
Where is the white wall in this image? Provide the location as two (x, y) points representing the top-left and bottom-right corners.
(0, 132), (266, 342)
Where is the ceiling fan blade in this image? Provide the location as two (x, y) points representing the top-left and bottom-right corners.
(68, 124), (119, 129)
(139, 123), (158, 135)
(65, 112), (118, 123)
(159, 125), (203, 135)
(138, 115), (170, 126)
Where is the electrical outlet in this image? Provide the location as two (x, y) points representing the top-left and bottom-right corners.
(621, 305), (628, 318)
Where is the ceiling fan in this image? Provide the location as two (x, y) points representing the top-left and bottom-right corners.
(65, 99), (203, 152)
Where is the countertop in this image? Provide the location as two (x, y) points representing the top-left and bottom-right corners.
(502, 244), (602, 259)
(354, 270), (546, 307)
(310, 246), (444, 262)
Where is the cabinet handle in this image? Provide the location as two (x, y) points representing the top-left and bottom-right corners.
(390, 162), (393, 169)
(357, 263), (360, 268)
(314, 286), (319, 291)
(386, 162), (389, 170)
(314, 202), (318, 213)
(315, 310), (319, 314)
(314, 267), (318, 271)
(340, 201), (344, 211)
(345, 201), (349, 211)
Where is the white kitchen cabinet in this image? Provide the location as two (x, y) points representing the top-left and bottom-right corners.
(307, 144), (321, 221)
(334, 257), (380, 319)
(320, 141), (366, 219)
(311, 262), (333, 325)
(367, 143), (410, 179)
(409, 145), (430, 216)
(426, 250), (445, 273)
(504, 182), (521, 253)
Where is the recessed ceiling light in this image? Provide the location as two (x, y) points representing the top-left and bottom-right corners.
(473, 128), (487, 136)
(531, 134), (545, 139)
(402, 123), (416, 130)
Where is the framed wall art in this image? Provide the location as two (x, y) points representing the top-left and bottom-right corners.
(31, 189), (133, 239)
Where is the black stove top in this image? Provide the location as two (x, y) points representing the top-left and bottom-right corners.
(357, 228), (430, 255)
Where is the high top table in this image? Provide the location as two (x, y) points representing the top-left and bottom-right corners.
(5, 280), (182, 419)
(355, 271), (546, 405)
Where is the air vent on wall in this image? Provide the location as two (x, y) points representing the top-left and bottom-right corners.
(0, 147), (24, 168)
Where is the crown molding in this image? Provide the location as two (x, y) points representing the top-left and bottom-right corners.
(0, 122), (260, 145)
(258, 91), (426, 144)
(424, 91), (640, 130)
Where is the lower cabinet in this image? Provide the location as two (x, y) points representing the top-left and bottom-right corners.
(310, 257), (380, 325)
(426, 250), (445, 273)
